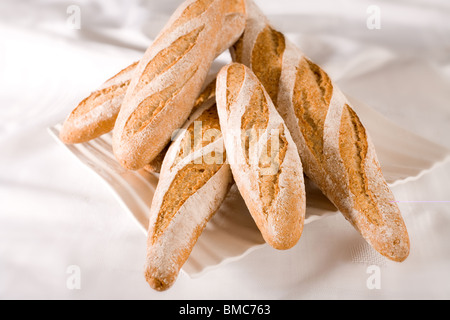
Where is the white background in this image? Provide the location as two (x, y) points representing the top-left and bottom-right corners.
(0, 0), (450, 299)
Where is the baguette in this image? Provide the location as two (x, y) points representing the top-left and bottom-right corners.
(113, 0), (246, 171)
(216, 63), (306, 250)
(145, 89), (232, 291)
(231, 0), (410, 262)
(143, 79), (217, 174)
(59, 1), (245, 145)
(59, 62), (139, 144)
(143, 146), (168, 174)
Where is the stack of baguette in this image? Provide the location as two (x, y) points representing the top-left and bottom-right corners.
(60, 0), (410, 292)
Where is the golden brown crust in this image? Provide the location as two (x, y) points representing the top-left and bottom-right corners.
(123, 64), (200, 140)
(233, 0), (409, 261)
(191, 80), (216, 113)
(224, 0), (246, 16)
(250, 26), (286, 103)
(216, 62), (306, 250)
(339, 105), (410, 262)
(153, 161), (225, 242)
(136, 27), (204, 94)
(339, 105), (379, 225)
(143, 79), (218, 174)
(240, 85), (269, 164)
(59, 61), (139, 144)
(60, 0), (245, 151)
(170, 0), (215, 32)
(113, 0), (246, 171)
(292, 58), (333, 165)
(145, 99), (232, 291)
(258, 124), (288, 217)
(226, 63), (246, 110)
(143, 146), (169, 174)
(172, 106), (223, 167)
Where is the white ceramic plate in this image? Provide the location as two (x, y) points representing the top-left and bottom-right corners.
(48, 95), (450, 278)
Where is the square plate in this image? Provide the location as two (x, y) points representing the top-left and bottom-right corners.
(48, 95), (450, 278)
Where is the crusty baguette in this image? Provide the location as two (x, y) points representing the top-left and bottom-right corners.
(143, 79), (217, 174)
(113, 0), (246, 171)
(59, 1), (245, 145)
(145, 91), (232, 291)
(216, 63), (306, 250)
(143, 146), (168, 174)
(59, 62), (139, 144)
(231, 0), (410, 262)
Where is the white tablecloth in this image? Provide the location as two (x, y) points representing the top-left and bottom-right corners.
(1, 0), (450, 300)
